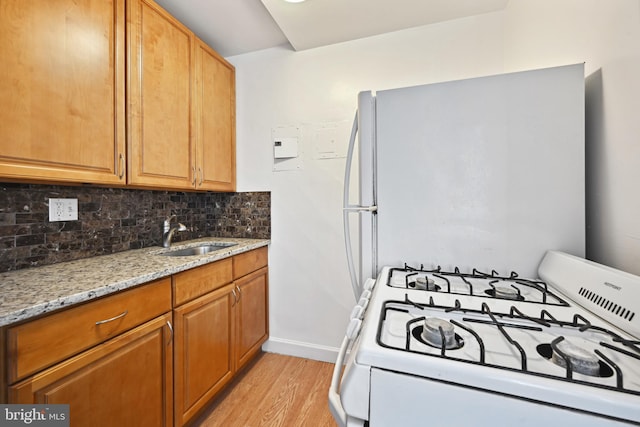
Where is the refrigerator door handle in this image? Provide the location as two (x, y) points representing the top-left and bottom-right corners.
(343, 112), (376, 300)
(343, 206), (377, 212)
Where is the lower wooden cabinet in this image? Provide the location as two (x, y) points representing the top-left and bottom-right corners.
(173, 283), (235, 426)
(9, 313), (174, 427)
(7, 278), (172, 384)
(4, 247), (268, 426)
(235, 266), (269, 371)
(173, 248), (269, 426)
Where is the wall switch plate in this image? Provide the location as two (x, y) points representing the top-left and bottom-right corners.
(49, 198), (78, 222)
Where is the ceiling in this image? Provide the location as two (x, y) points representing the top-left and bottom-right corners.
(153, 0), (509, 58)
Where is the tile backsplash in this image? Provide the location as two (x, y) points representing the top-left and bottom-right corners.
(0, 183), (270, 272)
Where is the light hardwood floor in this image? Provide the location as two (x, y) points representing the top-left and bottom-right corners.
(192, 352), (338, 427)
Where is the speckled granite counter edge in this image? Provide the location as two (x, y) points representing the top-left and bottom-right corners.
(0, 238), (270, 327)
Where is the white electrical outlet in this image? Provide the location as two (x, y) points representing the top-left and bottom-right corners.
(49, 198), (78, 222)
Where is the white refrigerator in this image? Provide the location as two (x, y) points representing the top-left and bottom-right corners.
(343, 63), (586, 300)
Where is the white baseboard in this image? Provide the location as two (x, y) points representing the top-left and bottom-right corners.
(262, 337), (340, 363)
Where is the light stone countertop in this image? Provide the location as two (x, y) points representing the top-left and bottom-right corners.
(0, 238), (269, 327)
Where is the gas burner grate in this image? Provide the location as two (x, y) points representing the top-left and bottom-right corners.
(376, 296), (640, 397)
(386, 264), (569, 306)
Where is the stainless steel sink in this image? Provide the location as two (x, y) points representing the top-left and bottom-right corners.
(158, 243), (236, 257)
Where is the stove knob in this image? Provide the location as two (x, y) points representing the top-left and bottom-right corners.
(363, 278), (376, 291)
(358, 297), (369, 310)
(360, 290), (371, 300)
(350, 305), (365, 320)
(346, 317), (362, 339)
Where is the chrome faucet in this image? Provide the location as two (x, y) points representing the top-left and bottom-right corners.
(162, 215), (187, 248)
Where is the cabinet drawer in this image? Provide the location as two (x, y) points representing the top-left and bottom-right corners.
(7, 278), (171, 383)
(173, 258), (233, 306)
(233, 247), (268, 279)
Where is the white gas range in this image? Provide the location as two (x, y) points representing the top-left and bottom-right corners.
(329, 251), (640, 426)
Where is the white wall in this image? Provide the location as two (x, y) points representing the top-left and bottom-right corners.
(229, 12), (505, 360)
(229, 0), (640, 361)
(502, 0), (640, 274)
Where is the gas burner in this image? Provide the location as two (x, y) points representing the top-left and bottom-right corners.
(413, 276), (440, 291)
(536, 342), (614, 378)
(412, 317), (464, 350)
(485, 285), (525, 301)
(552, 339), (601, 376)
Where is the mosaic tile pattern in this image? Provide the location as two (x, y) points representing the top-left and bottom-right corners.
(0, 183), (270, 272)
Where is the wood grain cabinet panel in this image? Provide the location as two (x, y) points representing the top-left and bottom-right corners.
(9, 313), (173, 427)
(0, 0), (126, 185)
(127, 0), (195, 189)
(172, 248), (268, 426)
(3, 248), (267, 424)
(0, 0), (235, 191)
(7, 278), (171, 383)
(234, 267), (269, 370)
(128, 0), (237, 191)
(233, 246), (268, 280)
(173, 258), (233, 306)
(194, 39), (236, 191)
(173, 284), (235, 426)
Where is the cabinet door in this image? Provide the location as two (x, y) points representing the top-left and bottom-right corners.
(194, 38), (236, 191)
(0, 0), (126, 185)
(173, 283), (235, 426)
(127, 0), (195, 189)
(9, 313), (173, 427)
(235, 267), (269, 370)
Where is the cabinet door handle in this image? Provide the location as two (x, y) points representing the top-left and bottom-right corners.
(198, 167), (203, 186)
(166, 320), (173, 345)
(95, 310), (128, 325)
(236, 285), (241, 302)
(192, 166), (197, 185)
(231, 288), (238, 306)
(118, 154), (125, 179)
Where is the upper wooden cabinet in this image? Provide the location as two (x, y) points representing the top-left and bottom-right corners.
(0, 0), (126, 185)
(0, 0), (236, 191)
(195, 39), (236, 191)
(127, 0), (236, 191)
(127, 0), (194, 189)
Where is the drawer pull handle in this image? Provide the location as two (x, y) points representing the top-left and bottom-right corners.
(95, 310), (128, 325)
